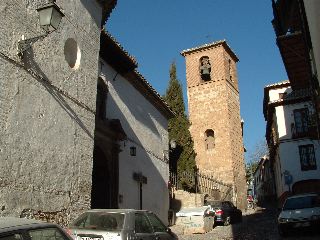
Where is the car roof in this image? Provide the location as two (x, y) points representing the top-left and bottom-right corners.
(0, 217), (57, 232)
(83, 209), (152, 214)
(286, 193), (319, 199)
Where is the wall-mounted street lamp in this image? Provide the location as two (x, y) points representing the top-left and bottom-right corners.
(18, 1), (64, 57)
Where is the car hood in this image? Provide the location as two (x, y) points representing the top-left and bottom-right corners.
(279, 207), (320, 219)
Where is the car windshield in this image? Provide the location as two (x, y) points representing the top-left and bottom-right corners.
(283, 195), (320, 210)
(70, 212), (125, 231)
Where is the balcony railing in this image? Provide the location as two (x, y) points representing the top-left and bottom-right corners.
(291, 124), (318, 139)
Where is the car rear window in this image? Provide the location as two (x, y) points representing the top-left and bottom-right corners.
(283, 195), (320, 210)
(71, 212), (125, 231)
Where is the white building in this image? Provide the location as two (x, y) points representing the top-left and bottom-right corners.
(253, 156), (276, 204)
(98, 31), (174, 224)
(263, 80), (320, 206)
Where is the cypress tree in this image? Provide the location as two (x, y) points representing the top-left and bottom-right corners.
(164, 62), (196, 188)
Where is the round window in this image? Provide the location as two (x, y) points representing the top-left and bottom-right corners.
(64, 38), (81, 69)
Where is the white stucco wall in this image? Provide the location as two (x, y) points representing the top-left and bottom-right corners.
(304, 0), (320, 84)
(270, 86), (320, 198)
(100, 61), (170, 224)
(269, 87), (292, 102)
(278, 140), (320, 191)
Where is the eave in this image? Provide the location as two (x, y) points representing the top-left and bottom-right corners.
(97, 0), (117, 24)
(180, 40), (239, 62)
(276, 31), (312, 90)
(100, 30), (138, 74)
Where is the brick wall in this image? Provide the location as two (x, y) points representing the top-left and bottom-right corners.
(182, 42), (247, 209)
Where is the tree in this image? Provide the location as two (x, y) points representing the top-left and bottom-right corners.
(164, 62), (196, 186)
(245, 139), (269, 184)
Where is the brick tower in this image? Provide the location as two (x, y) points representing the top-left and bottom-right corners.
(181, 41), (247, 209)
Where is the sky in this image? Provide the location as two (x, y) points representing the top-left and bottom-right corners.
(106, 0), (288, 162)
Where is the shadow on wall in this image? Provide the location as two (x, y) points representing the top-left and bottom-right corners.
(22, 47), (94, 139)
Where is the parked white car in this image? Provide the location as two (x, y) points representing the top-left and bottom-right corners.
(67, 209), (178, 240)
(278, 193), (320, 237)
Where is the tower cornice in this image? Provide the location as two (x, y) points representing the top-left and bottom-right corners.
(180, 40), (239, 62)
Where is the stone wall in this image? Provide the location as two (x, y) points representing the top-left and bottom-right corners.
(171, 190), (204, 211)
(0, 0), (104, 225)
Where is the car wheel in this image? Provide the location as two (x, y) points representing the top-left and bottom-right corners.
(224, 216), (231, 226)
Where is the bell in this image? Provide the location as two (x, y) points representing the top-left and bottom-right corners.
(202, 68), (210, 75)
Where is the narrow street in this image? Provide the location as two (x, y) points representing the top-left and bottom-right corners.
(172, 206), (320, 240)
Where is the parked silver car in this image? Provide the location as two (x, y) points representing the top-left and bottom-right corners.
(278, 193), (320, 237)
(68, 209), (178, 240)
(0, 217), (72, 240)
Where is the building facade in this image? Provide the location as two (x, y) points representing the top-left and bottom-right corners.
(181, 41), (247, 209)
(253, 156), (276, 204)
(0, 0), (116, 225)
(264, 80), (320, 206)
(99, 32), (174, 224)
(272, 0), (320, 136)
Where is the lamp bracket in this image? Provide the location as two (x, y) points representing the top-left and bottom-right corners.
(17, 33), (48, 57)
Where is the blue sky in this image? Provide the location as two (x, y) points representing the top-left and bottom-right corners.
(107, 0), (288, 162)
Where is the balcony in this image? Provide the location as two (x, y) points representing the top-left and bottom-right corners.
(291, 124), (318, 139)
(272, 0), (312, 90)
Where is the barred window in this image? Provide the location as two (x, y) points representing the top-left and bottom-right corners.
(299, 144), (317, 171)
(294, 108), (309, 134)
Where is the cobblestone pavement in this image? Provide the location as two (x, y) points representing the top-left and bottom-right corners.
(171, 207), (320, 240)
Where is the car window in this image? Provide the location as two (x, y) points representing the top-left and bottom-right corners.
(283, 195), (320, 210)
(71, 212), (124, 231)
(0, 234), (23, 240)
(146, 213), (167, 233)
(206, 201), (222, 207)
(135, 213), (153, 234)
(28, 228), (68, 240)
(223, 202), (234, 208)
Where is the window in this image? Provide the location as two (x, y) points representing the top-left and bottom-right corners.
(71, 212), (124, 231)
(228, 59), (232, 81)
(205, 129), (215, 150)
(199, 56), (211, 81)
(279, 92), (287, 99)
(147, 213), (167, 233)
(135, 213), (152, 233)
(294, 108), (309, 134)
(0, 234), (22, 240)
(299, 145), (317, 171)
(29, 228), (68, 240)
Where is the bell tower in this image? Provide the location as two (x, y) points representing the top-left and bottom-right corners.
(181, 41), (246, 209)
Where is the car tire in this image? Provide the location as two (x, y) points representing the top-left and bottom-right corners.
(224, 216), (231, 226)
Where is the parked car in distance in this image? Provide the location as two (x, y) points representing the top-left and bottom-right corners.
(204, 200), (242, 226)
(67, 209), (178, 240)
(0, 217), (72, 240)
(278, 193), (320, 237)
